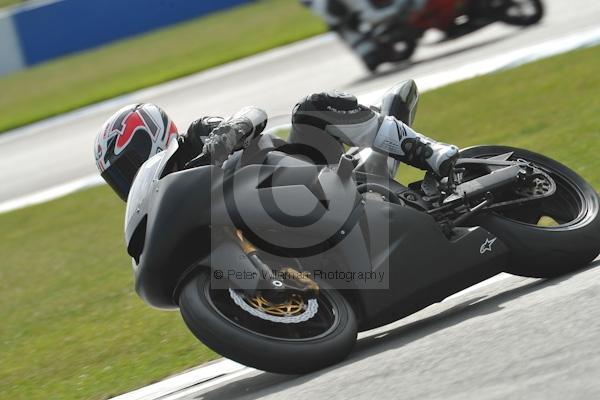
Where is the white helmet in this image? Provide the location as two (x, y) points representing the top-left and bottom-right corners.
(94, 103), (178, 201)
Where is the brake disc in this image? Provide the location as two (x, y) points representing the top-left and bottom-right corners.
(229, 289), (319, 324)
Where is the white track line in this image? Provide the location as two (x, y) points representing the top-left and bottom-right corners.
(110, 359), (254, 400)
(0, 174), (104, 213)
(445, 273), (513, 301)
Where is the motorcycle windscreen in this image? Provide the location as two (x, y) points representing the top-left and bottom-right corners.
(125, 138), (179, 234)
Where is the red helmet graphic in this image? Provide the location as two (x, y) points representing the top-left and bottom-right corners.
(94, 103), (178, 201)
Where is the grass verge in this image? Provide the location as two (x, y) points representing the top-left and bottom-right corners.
(0, 0), (325, 133)
(0, 0), (22, 9)
(1, 45), (599, 400)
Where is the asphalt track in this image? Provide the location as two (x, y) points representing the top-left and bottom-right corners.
(2, 0), (600, 205)
(167, 258), (600, 400)
(1, 0), (599, 398)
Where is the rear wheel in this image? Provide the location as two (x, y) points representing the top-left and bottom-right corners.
(362, 39), (417, 72)
(179, 271), (357, 374)
(363, 51), (384, 72)
(460, 146), (600, 278)
(498, 0), (544, 26)
(385, 39), (417, 63)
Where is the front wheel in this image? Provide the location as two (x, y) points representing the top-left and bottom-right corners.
(179, 271), (357, 374)
(461, 146), (600, 278)
(497, 0), (544, 26)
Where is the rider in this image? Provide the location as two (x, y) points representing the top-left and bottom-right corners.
(302, 0), (428, 63)
(94, 91), (458, 201)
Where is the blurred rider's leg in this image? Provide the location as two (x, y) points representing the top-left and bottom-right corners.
(341, 0), (429, 25)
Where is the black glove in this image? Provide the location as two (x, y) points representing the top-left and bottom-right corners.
(185, 107), (267, 168)
(184, 116), (223, 153)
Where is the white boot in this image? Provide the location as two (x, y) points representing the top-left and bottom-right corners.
(373, 116), (459, 176)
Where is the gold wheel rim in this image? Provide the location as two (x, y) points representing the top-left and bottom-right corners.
(245, 294), (307, 317)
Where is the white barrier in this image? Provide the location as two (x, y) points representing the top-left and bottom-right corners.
(0, 10), (24, 75)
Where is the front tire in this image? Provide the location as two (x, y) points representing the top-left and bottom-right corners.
(461, 146), (600, 278)
(179, 271), (357, 374)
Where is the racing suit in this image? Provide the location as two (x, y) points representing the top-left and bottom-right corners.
(183, 91), (458, 177)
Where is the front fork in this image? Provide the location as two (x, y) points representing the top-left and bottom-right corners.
(231, 229), (319, 299)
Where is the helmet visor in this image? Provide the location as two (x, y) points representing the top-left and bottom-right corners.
(101, 153), (140, 201)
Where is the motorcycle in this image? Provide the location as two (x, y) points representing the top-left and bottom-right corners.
(307, 0), (545, 71)
(124, 79), (599, 374)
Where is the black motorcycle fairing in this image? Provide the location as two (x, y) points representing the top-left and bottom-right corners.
(256, 186), (508, 330)
(130, 153), (511, 316)
(126, 136), (281, 308)
(131, 151), (364, 308)
(130, 165), (219, 309)
(349, 199), (508, 329)
(128, 136), (512, 321)
(216, 162), (363, 257)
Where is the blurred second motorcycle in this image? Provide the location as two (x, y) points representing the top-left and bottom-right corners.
(302, 0), (544, 71)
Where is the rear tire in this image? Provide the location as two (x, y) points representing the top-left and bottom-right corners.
(461, 146), (600, 278)
(363, 51), (384, 72)
(362, 38), (417, 72)
(499, 0), (544, 26)
(179, 271), (357, 374)
(385, 39), (417, 63)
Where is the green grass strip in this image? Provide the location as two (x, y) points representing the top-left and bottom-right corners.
(1, 45), (599, 400)
(0, 0), (22, 9)
(0, 0), (325, 133)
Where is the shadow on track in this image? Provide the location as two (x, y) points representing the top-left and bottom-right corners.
(352, 29), (524, 85)
(193, 260), (599, 400)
